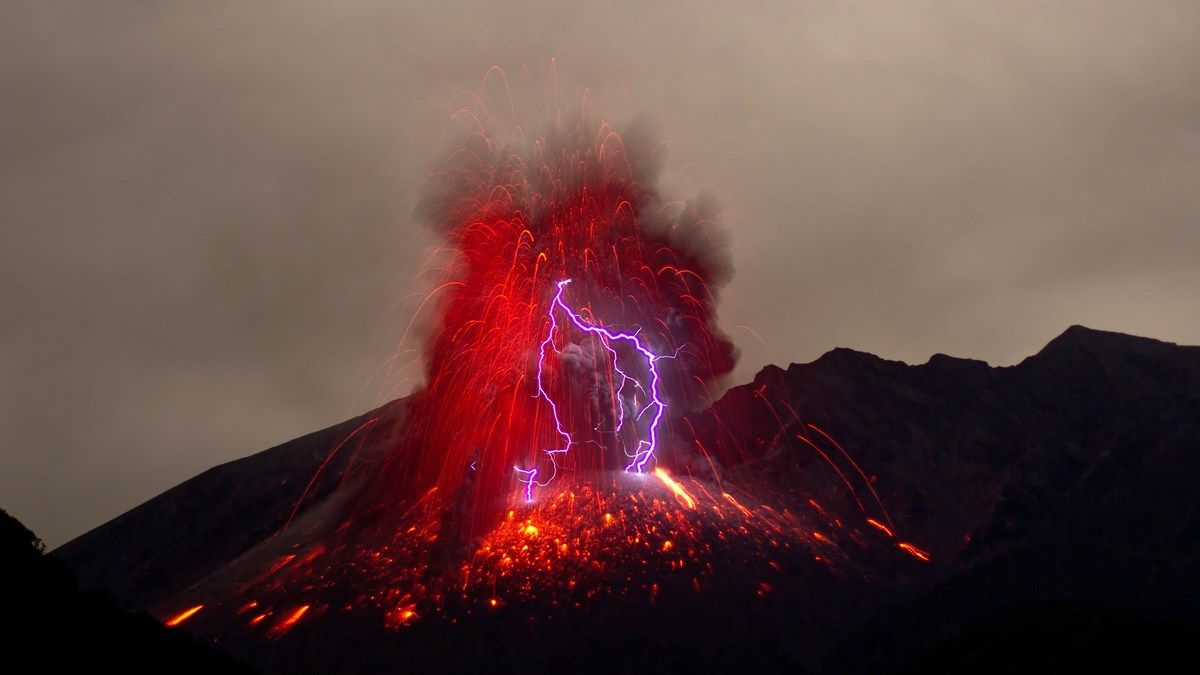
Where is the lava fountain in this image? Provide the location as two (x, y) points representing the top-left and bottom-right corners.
(353, 108), (736, 541)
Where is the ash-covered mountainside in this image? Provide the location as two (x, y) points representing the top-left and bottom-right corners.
(688, 325), (1200, 670)
(690, 324), (1200, 566)
(54, 398), (410, 608)
(52, 326), (1200, 671)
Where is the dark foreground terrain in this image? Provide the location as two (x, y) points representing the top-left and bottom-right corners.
(1, 508), (249, 672)
(37, 326), (1200, 672)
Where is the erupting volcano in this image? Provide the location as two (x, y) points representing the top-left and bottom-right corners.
(63, 106), (947, 671)
(19, 6), (1197, 668)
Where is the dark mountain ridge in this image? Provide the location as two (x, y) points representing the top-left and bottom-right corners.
(50, 325), (1200, 671)
(691, 325), (1199, 562)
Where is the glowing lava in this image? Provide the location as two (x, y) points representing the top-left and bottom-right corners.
(653, 467), (696, 509)
(164, 604), (203, 627)
(267, 604), (310, 638)
(180, 471), (915, 638)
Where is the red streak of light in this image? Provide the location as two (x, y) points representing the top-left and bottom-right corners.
(266, 554), (297, 576)
(285, 416), (379, 529)
(866, 518), (894, 538)
(653, 468), (696, 509)
(394, 280), (467, 365)
(164, 604), (203, 627)
(808, 424), (894, 529)
(249, 612), (269, 626)
(723, 492), (753, 518)
(794, 433), (869, 516)
(268, 605), (310, 637)
(733, 324), (773, 360)
(898, 542), (931, 562)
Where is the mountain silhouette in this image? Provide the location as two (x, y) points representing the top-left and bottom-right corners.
(2, 508), (250, 672)
(49, 326), (1200, 672)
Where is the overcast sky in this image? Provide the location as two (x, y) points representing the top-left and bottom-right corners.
(3, 1), (1197, 547)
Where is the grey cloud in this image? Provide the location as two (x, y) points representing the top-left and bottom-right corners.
(2, 1), (1197, 546)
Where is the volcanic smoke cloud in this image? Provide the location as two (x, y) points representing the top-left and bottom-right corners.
(358, 110), (736, 539)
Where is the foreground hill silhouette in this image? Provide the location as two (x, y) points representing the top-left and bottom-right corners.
(1, 508), (249, 672)
(52, 326), (1200, 672)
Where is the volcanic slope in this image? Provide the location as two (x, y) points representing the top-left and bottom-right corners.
(54, 326), (1200, 672)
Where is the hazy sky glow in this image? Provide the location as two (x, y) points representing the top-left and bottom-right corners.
(3, 1), (1198, 546)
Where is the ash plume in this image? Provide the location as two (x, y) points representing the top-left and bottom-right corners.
(354, 107), (737, 538)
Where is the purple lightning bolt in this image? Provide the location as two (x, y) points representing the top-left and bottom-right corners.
(515, 279), (668, 500)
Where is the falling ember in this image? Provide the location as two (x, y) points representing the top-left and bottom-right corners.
(723, 492), (754, 518)
(268, 605), (310, 637)
(866, 518), (895, 538)
(654, 467), (696, 509)
(164, 604), (203, 627)
(898, 542), (932, 562)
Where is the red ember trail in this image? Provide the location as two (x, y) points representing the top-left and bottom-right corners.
(164, 604), (203, 627)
